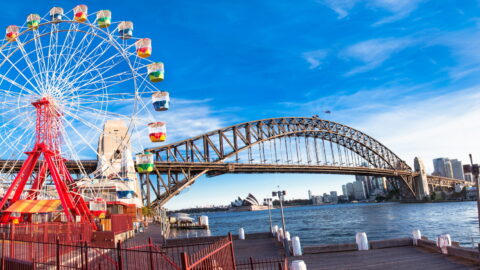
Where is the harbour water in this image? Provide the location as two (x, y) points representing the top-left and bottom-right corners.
(176, 202), (480, 247)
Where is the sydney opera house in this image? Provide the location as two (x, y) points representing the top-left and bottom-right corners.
(229, 193), (269, 211)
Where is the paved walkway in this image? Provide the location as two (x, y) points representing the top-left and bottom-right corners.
(297, 246), (478, 270)
(233, 233), (284, 260)
(125, 223), (165, 245)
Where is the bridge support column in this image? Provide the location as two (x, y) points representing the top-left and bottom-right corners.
(414, 157), (430, 200)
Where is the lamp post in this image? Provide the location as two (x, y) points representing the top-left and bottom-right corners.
(272, 187), (290, 256)
(469, 154), (480, 231)
(264, 197), (273, 234)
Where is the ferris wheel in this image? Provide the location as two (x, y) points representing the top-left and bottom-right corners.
(0, 5), (168, 225)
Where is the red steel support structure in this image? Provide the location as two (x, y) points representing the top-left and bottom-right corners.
(0, 97), (95, 229)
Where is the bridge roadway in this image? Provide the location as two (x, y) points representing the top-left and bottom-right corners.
(152, 162), (471, 187)
(0, 159), (98, 174)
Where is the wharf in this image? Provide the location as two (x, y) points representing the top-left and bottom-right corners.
(298, 246), (477, 270)
(126, 226), (479, 269)
(232, 233), (479, 270)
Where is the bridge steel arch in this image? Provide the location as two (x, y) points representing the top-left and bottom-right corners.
(141, 117), (420, 207)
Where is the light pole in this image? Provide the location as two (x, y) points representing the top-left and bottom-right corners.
(469, 154), (480, 231)
(272, 187), (290, 256)
(264, 197), (273, 234)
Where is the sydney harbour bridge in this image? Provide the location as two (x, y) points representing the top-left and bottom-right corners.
(0, 117), (470, 207)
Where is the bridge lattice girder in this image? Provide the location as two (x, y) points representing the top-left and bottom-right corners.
(143, 117), (417, 207)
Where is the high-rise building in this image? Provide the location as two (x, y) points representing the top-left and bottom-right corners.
(353, 180), (367, 200)
(450, 159), (464, 180)
(346, 183), (354, 199)
(308, 190), (312, 200)
(433, 158), (454, 178)
(342, 185), (347, 196)
(464, 165), (473, 182)
(330, 191), (338, 203)
(355, 175), (375, 197)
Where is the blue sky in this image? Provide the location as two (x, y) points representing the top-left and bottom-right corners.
(5, 0), (480, 209)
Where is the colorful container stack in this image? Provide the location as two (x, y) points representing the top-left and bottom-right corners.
(152, 92), (170, 111)
(135, 38), (151, 58)
(6, 25), (19, 42)
(50, 7), (63, 22)
(147, 62), (164, 82)
(118, 21), (133, 40)
(97, 10), (111, 28)
(27, 14), (40, 30)
(74, 5), (88, 22)
(135, 152), (154, 173)
(148, 122), (167, 142)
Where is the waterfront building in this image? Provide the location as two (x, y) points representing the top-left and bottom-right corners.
(323, 193), (331, 203)
(308, 190), (312, 200)
(433, 158), (454, 178)
(346, 183), (354, 200)
(353, 180), (367, 200)
(338, 195), (349, 203)
(451, 159), (464, 180)
(330, 191), (338, 204)
(464, 164), (473, 182)
(342, 185), (347, 196)
(311, 195), (323, 205)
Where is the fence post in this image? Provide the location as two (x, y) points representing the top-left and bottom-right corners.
(1, 233), (5, 270)
(10, 224), (14, 258)
(117, 240), (123, 270)
(148, 237), (154, 270)
(56, 237), (60, 270)
(249, 257), (254, 270)
(228, 233), (237, 270)
(84, 241), (89, 270)
(180, 252), (189, 270)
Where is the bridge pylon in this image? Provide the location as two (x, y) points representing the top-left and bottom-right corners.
(413, 157), (430, 200)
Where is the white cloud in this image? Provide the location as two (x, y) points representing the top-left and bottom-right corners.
(302, 50), (328, 69)
(342, 38), (413, 75)
(322, 0), (359, 19)
(131, 98), (226, 151)
(321, 0), (425, 24)
(352, 87), (480, 173)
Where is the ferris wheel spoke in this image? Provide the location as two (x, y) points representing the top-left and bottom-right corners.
(70, 104), (132, 120)
(0, 52), (41, 94)
(53, 24), (93, 88)
(58, 35), (115, 85)
(32, 30), (49, 86)
(12, 41), (44, 91)
(65, 47), (127, 91)
(0, 113), (35, 155)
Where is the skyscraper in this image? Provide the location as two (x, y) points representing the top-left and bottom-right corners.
(464, 164), (473, 182)
(433, 158), (454, 178)
(353, 180), (367, 200)
(346, 183), (354, 199)
(450, 159), (464, 180)
(342, 185), (347, 196)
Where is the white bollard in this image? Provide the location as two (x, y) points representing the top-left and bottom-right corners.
(436, 234), (451, 254)
(199, 216), (209, 228)
(277, 228), (284, 242)
(356, 232), (369, 251)
(285, 231), (291, 241)
(412, 229), (421, 246)
(272, 225), (279, 236)
(292, 236), (302, 256)
(239, 228), (245, 240)
(291, 260), (307, 270)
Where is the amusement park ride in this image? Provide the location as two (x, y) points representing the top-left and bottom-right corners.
(0, 5), (169, 229)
